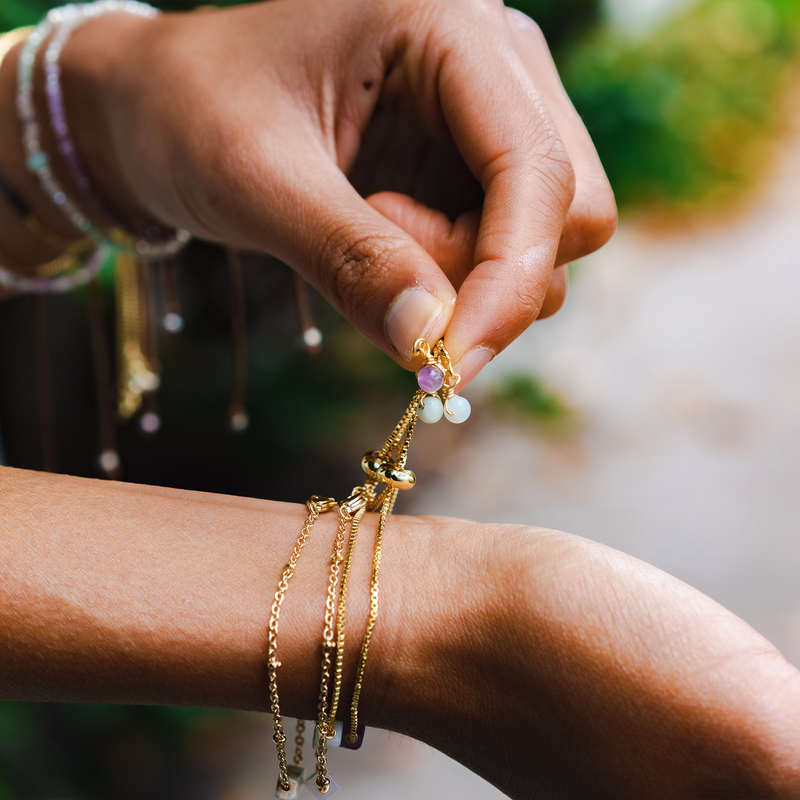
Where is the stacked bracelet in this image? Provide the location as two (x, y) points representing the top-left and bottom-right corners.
(0, 25), (100, 293)
(18, 2), (191, 259)
(0, 164), (95, 255)
(0, 245), (104, 294)
(268, 339), (470, 799)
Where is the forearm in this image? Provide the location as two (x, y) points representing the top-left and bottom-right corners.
(0, 465), (418, 722)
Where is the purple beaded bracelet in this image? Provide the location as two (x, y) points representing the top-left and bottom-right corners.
(19, 2), (191, 259)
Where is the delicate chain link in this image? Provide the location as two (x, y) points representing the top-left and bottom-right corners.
(348, 486), (396, 740)
(348, 404), (418, 742)
(293, 719), (305, 768)
(268, 496), (336, 792)
(314, 502), (351, 791)
(328, 505), (367, 727)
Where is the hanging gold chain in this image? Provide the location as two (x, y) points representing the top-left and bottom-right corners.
(327, 503), (366, 728)
(293, 719), (305, 768)
(314, 495), (363, 791)
(116, 253), (158, 419)
(348, 486), (395, 741)
(268, 496), (336, 792)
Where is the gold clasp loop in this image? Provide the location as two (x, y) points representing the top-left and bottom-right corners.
(308, 496), (338, 514)
(412, 338), (431, 361)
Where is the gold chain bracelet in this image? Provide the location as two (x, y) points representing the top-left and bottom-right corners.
(268, 338), (471, 799)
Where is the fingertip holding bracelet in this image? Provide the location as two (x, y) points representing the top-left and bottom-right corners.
(268, 339), (469, 798)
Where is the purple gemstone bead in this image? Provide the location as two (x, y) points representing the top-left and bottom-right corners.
(417, 364), (444, 393)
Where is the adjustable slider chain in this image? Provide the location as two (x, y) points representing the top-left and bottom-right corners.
(268, 339), (468, 798)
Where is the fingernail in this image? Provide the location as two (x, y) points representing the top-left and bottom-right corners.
(385, 288), (443, 360)
(454, 346), (494, 388)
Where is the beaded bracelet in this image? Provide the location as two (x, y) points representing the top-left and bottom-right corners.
(0, 164), (95, 255)
(18, 2), (191, 259)
(0, 27), (96, 258)
(268, 339), (471, 799)
(0, 245), (105, 294)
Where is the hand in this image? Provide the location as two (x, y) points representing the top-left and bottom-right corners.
(63, 0), (616, 384)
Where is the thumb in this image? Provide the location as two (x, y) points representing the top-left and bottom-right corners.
(288, 172), (456, 364)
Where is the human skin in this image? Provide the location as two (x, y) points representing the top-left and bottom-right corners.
(0, 0), (616, 384)
(0, 465), (799, 798)
(1, 2), (798, 796)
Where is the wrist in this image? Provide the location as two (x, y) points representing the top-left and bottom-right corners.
(364, 515), (510, 736)
(58, 11), (161, 230)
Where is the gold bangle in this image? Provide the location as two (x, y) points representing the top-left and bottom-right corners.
(22, 214), (95, 255)
(0, 245), (78, 278)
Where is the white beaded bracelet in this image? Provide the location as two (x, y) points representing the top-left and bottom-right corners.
(18, 1), (191, 259)
(0, 245), (106, 294)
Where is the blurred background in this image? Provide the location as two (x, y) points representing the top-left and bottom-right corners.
(1, 0), (799, 797)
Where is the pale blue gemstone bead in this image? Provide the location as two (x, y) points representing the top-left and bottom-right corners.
(275, 765), (304, 800)
(418, 395), (443, 424)
(312, 720), (342, 748)
(26, 151), (48, 173)
(445, 395), (471, 424)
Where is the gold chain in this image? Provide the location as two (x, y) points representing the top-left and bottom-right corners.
(314, 498), (361, 791)
(270, 339), (461, 796)
(328, 502), (366, 728)
(116, 253), (158, 418)
(348, 485), (395, 740)
(349, 404), (418, 740)
(267, 495), (336, 793)
(0, 245), (78, 278)
(23, 215), (95, 256)
(293, 719), (305, 767)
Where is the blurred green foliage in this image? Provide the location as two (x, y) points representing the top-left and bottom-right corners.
(562, 0), (800, 212)
(0, 702), (236, 799)
(491, 373), (577, 434)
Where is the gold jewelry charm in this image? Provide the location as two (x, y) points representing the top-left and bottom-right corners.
(413, 338), (471, 424)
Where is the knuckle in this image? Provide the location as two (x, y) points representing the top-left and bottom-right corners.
(317, 226), (392, 313)
(532, 131), (577, 202)
(572, 184), (619, 257)
(512, 267), (551, 322)
(486, 132), (577, 219)
(505, 7), (545, 43)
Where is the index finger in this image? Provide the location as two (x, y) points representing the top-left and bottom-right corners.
(423, 2), (576, 383)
